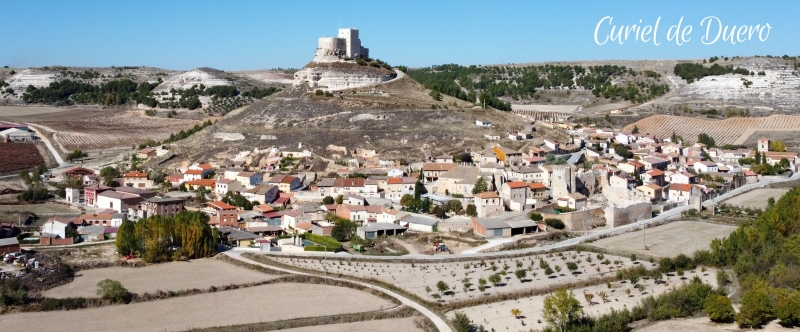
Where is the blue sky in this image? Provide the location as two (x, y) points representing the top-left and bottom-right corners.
(0, 0), (796, 70)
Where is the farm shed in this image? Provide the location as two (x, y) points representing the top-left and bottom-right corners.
(398, 215), (439, 233)
(357, 223), (407, 240)
(0, 238), (20, 255)
(218, 226), (261, 247)
(471, 217), (511, 238)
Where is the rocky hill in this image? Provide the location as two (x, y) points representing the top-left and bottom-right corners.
(293, 61), (396, 91)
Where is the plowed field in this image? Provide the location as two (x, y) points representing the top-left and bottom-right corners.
(0, 143), (45, 172)
(624, 114), (800, 145)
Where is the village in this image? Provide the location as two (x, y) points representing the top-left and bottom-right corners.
(1, 112), (795, 256)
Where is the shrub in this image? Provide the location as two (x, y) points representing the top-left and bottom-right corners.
(735, 281), (774, 327)
(529, 212), (543, 221)
(544, 218), (565, 230)
(450, 311), (472, 332)
(705, 294), (735, 323)
(0, 279), (27, 306)
(96, 279), (130, 303)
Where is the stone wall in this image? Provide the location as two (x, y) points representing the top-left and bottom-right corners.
(542, 208), (606, 231)
(605, 202), (653, 228)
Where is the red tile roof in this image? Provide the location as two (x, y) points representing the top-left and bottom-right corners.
(505, 181), (528, 189)
(668, 183), (693, 192)
(124, 171), (148, 178)
(528, 182), (547, 190)
(207, 201), (236, 210)
(474, 191), (499, 199)
(185, 179), (216, 187)
(185, 169), (204, 175)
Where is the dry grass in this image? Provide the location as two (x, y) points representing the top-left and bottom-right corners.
(43, 258), (278, 299)
(0, 283), (396, 332)
(588, 221), (737, 259)
(721, 188), (789, 209)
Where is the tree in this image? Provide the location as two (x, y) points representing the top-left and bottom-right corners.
(515, 269), (527, 282)
(66, 149), (87, 161)
(96, 279), (130, 303)
(779, 158), (790, 169)
(115, 220), (138, 256)
(705, 294), (735, 323)
(322, 196), (334, 205)
(545, 218), (565, 230)
(735, 280), (774, 327)
(488, 273), (502, 286)
(465, 204), (477, 217)
(450, 311), (472, 332)
(698, 133), (716, 147)
(566, 262), (578, 272)
(436, 280), (450, 296)
(99, 166), (120, 185)
(632, 125), (639, 134)
(446, 199), (463, 214)
(472, 177), (489, 194)
(432, 205), (446, 218)
(613, 145), (633, 158)
(511, 308), (522, 319)
(671, 131), (679, 143)
(331, 218), (357, 242)
(774, 290), (800, 327)
(0, 278), (27, 306)
(529, 212), (543, 221)
(334, 194), (344, 204)
(769, 140), (786, 152)
(400, 194), (414, 210)
(542, 288), (583, 332)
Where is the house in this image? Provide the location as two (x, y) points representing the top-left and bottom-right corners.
(122, 171), (153, 188)
(669, 172), (696, 184)
(422, 163), (458, 183)
(77, 225), (117, 242)
(507, 166), (547, 183)
(641, 157), (669, 171)
(223, 167), (246, 180)
(75, 213), (115, 226)
(243, 184), (279, 204)
(84, 184), (112, 207)
(96, 191), (146, 214)
(63, 166), (95, 179)
(316, 178), (336, 196)
(435, 154), (453, 163)
(493, 145), (523, 164)
(558, 192), (587, 210)
(144, 197), (184, 218)
(344, 193), (366, 206)
(437, 167), (481, 197)
(184, 179), (216, 191)
(137, 148), (157, 159)
(747, 150), (800, 170)
(757, 137), (769, 152)
(609, 173), (636, 189)
(472, 218), (511, 238)
(364, 179), (381, 197)
(207, 200), (238, 212)
(268, 175), (302, 192)
(215, 178), (236, 195)
(238, 172), (264, 188)
(642, 169), (666, 186)
(333, 178), (366, 194)
(357, 223), (407, 239)
(40, 217), (75, 240)
(397, 215), (439, 232)
(337, 205), (367, 224)
(618, 161), (645, 175)
(386, 177), (416, 201)
(476, 120), (492, 127)
(667, 183), (701, 203)
(0, 238), (20, 255)
(183, 169), (205, 182)
(501, 181), (529, 212)
(474, 191), (503, 217)
(637, 184), (663, 202)
(168, 173), (184, 186)
(218, 226), (260, 247)
(522, 157), (546, 167)
(528, 182), (547, 199)
(694, 161), (719, 173)
(281, 210), (304, 229)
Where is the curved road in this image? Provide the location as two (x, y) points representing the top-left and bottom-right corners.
(222, 249), (452, 332)
(27, 123), (67, 167)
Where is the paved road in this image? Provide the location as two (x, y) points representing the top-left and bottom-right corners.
(27, 123), (67, 167)
(222, 249), (452, 332)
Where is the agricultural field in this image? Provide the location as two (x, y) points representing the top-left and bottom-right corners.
(0, 203), (81, 215)
(0, 283), (396, 332)
(38, 112), (200, 151)
(278, 317), (424, 332)
(264, 250), (644, 303)
(721, 188), (789, 209)
(0, 106), (109, 121)
(451, 268), (719, 332)
(0, 143), (45, 172)
(43, 258), (279, 298)
(588, 221), (737, 259)
(624, 114), (800, 145)
(636, 316), (790, 331)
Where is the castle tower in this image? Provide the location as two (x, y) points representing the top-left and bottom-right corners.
(338, 28), (364, 58)
(757, 137), (769, 152)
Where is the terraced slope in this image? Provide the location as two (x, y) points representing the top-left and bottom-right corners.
(624, 114), (800, 145)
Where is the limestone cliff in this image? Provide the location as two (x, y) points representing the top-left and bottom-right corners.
(293, 61), (396, 91)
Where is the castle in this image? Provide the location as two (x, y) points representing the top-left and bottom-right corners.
(315, 28), (369, 60)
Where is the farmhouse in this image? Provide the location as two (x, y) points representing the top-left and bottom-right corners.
(137, 148), (157, 159)
(0, 128), (35, 142)
(122, 171), (154, 188)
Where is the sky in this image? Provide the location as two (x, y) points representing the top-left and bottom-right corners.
(0, 0), (797, 70)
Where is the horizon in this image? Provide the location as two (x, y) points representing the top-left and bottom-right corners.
(0, 1), (797, 71)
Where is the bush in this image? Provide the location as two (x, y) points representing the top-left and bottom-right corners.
(96, 279), (130, 303)
(735, 281), (774, 327)
(529, 212), (543, 221)
(322, 196), (334, 205)
(0, 279), (27, 306)
(705, 294), (735, 323)
(305, 233), (343, 250)
(544, 218), (565, 230)
(450, 311), (472, 332)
